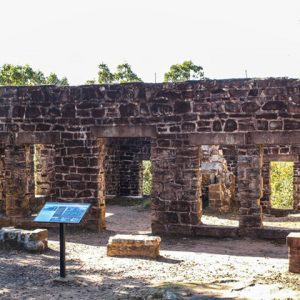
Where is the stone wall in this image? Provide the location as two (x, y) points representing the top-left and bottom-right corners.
(0, 78), (299, 233)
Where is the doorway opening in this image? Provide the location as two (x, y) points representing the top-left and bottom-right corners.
(103, 137), (152, 234)
(33, 144), (55, 213)
(200, 145), (238, 227)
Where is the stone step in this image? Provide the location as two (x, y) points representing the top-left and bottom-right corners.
(107, 234), (161, 258)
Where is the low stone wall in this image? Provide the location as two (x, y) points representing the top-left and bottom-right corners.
(0, 227), (48, 252)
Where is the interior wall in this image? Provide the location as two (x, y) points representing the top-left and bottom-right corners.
(105, 138), (151, 197)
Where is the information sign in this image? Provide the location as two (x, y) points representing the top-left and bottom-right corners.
(34, 202), (91, 224)
(34, 202), (91, 278)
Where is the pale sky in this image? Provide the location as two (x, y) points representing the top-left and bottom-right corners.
(1, 0), (300, 84)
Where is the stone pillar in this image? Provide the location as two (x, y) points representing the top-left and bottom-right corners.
(238, 146), (263, 228)
(287, 233), (300, 273)
(0, 148), (5, 214)
(261, 160), (271, 211)
(293, 162), (300, 210)
(151, 137), (202, 235)
(34, 144), (55, 196)
(105, 140), (120, 196)
(51, 133), (101, 231)
(208, 183), (224, 210)
(4, 145), (35, 220)
(97, 138), (106, 231)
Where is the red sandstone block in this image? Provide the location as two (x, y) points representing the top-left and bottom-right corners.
(287, 232), (300, 248)
(287, 233), (300, 273)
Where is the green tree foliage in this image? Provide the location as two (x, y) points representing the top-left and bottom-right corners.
(85, 79), (96, 85)
(86, 62), (142, 84)
(0, 64), (68, 86)
(97, 63), (114, 84)
(142, 160), (152, 195)
(45, 72), (69, 86)
(270, 161), (293, 209)
(164, 60), (204, 82)
(114, 63), (142, 83)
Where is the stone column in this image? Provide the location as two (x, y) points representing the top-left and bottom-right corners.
(287, 233), (300, 273)
(151, 137), (202, 235)
(97, 138), (106, 231)
(261, 160), (271, 211)
(105, 139), (120, 196)
(238, 145), (263, 228)
(0, 148), (5, 214)
(4, 145), (35, 221)
(34, 144), (55, 196)
(293, 162), (300, 210)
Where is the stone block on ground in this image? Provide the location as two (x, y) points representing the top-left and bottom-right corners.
(107, 234), (161, 258)
(0, 227), (48, 252)
(287, 232), (300, 273)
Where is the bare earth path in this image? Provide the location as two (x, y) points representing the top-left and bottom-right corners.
(0, 205), (299, 299)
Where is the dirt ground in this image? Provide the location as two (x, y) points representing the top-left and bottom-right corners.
(0, 205), (300, 300)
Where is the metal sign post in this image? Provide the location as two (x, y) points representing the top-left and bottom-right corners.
(59, 223), (66, 278)
(34, 202), (91, 279)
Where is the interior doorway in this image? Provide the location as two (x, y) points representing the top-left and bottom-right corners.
(103, 137), (152, 234)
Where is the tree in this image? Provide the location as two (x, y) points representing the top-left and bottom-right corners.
(114, 63), (142, 83)
(92, 62), (142, 84)
(164, 60), (204, 82)
(0, 64), (69, 86)
(85, 79), (96, 85)
(97, 63), (114, 84)
(45, 72), (69, 86)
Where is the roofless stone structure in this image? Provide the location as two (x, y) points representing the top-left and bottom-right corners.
(0, 78), (299, 237)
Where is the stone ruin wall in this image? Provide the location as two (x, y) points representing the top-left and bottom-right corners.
(0, 78), (299, 234)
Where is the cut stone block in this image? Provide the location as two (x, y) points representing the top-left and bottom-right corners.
(287, 232), (300, 273)
(107, 234), (161, 258)
(0, 227), (48, 252)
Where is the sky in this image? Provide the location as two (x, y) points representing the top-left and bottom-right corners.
(0, 0), (300, 85)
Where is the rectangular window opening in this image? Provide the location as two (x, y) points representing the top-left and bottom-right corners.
(270, 161), (294, 209)
(142, 160), (152, 196)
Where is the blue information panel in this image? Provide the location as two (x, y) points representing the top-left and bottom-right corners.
(34, 202), (91, 224)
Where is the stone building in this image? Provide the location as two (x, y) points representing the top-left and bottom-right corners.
(0, 78), (299, 237)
